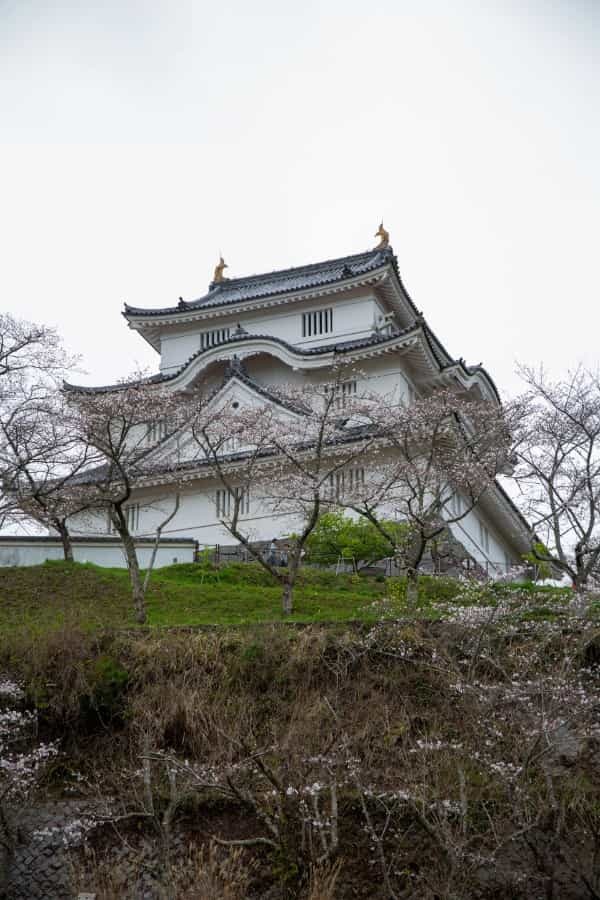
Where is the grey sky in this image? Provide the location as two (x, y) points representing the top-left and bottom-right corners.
(1, 0), (598, 397)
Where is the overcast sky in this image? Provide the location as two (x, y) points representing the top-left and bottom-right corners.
(1, 0), (598, 398)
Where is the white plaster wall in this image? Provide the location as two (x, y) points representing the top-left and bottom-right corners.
(67, 474), (518, 568)
(160, 331), (201, 372)
(135, 485), (301, 548)
(243, 354), (416, 401)
(69, 479), (304, 549)
(0, 540), (196, 568)
(166, 349), (418, 409)
(448, 507), (514, 575)
(159, 294), (382, 373)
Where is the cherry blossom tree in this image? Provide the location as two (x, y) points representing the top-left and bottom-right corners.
(513, 366), (600, 591)
(188, 366), (379, 614)
(0, 390), (96, 559)
(0, 314), (74, 386)
(0, 315), (78, 531)
(337, 388), (516, 600)
(67, 376), (189, 623)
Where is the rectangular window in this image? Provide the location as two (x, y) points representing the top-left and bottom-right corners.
(326, 467), (365, 500)
(200, 327), (231, 351)
(146, 420), (168, 444)
(337, 380), (357, 409)
(450, 493), (463, 517)
(215, 487), (250, 518)
(302, 307), (333, 338)
(324, 380), (358, 409)
(127, 504), (140, 532)
(221, 434), (241, 455)
(479, 520), (490, 554)
(108, 504), (140, 534)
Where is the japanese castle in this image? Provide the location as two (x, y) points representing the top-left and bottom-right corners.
(11, 228), (531, 572)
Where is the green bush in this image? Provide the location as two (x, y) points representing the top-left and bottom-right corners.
(305, 511), (408, 567)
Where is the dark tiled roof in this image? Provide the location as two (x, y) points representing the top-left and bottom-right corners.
(123, 247), (395, 317)
(63, 325), (420, 394)
(63, 372), (168, 394)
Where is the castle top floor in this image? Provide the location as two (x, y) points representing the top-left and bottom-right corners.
(123, 246), (416, 372)
(59, 238), (497, 404)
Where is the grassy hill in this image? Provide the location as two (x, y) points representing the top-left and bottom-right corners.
(1, 562), (599, 899)
(0, 559), (584, 642)
(0, 559), (394, 637)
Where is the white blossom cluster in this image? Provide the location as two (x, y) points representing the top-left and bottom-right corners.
(409, 739), (463, 753)
(32, 816), (97, 847)
(0, 675), (24, 700)
(0, 675), (59, 803)
(0, 736), (59, 801)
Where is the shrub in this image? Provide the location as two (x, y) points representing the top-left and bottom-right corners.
(305, 512), (408, 568)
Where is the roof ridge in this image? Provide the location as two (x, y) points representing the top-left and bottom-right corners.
(124, 246), (394, 317)
(205, 247), (387, 289)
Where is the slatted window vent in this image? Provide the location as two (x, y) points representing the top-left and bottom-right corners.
(109, 504), (140, 534)
(323, 380), (357, 408)
(479, 521), (490, 553)
(146, 420), (168, 444)
(302, 308), (333, 338)
(215, 487), (250, 518)
(450, 493), (463, 517)
(326, 467), (365, 500)
(336, 380), (357, 409)
(221, 435), (241, 454)
(200, 327), (231, 350)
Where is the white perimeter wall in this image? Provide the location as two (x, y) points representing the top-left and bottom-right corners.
(0, 539), (196, 569)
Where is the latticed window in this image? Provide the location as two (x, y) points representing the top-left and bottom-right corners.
(215, 487), (250, 518)
(336, 380), (357, 409)
(479, 520), (490, 553)
(221, 434), (241, 455)
(324, 380), (358, 409)
(146, 420), (168, 444)
(108, 504), (140, 534)
(326, 467), (365, 500)
(200, 327), (231, 350)
(302, 308), (333, 338)
(450, 493), (463, 517)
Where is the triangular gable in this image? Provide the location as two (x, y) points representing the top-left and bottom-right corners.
(140, 373), (304, 471)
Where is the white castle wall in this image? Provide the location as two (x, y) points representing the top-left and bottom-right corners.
(67, 473), (515, 571)
(159, 293), (382, 373)
(448, 507), (515, 574)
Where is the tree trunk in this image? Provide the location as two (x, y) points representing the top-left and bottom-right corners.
(403, 534), (426, 608)
(143, 494), (181, 594)
(120, 529), (146, 624)
(55, 519), (74, 562)
(405, 567), (419, 607)
(282, 579), (294, 616)
(282, 551), (301, 615)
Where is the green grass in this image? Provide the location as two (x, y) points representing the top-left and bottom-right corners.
(0, 560), (394, 637)
(0, 560), (586, 644)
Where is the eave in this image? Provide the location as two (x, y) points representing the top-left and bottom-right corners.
(124, 266), (393, 352)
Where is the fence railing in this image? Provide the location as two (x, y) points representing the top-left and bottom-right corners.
(193, 542), (521, 579)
